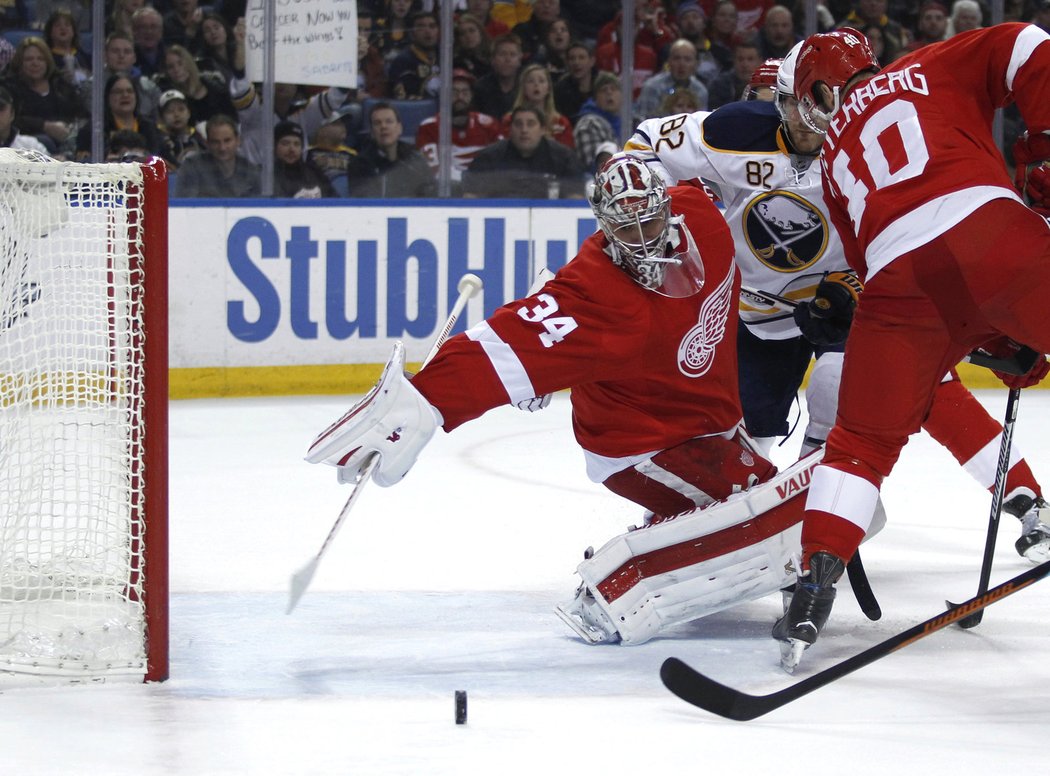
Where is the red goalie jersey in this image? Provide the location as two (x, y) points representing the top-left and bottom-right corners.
(819, 23), (1050, 281)
(411, 186), (742, 479)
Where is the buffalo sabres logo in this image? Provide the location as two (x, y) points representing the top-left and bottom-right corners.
(678, 267), (734, 377)
(742, 190), (828, 272)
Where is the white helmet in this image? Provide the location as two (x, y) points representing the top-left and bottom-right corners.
(774, 40), (804, 125)
(777, 41), (804, 99)
(590, 152), (706, 298)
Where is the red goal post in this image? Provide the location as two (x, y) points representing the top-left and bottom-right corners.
(0, 150), (168, 684)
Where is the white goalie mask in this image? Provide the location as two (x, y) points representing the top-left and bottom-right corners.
(590, 153), (706, 298)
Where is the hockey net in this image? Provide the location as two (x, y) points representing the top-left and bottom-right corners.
(0, 149), (168, 683)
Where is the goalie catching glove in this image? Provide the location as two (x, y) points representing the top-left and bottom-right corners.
(793, 271), (863, 346)
(305, 341), (443, 486)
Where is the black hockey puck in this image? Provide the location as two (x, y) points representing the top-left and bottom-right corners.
(454, 690), (467, 724)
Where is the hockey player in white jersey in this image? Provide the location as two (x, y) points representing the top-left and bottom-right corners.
(626, 49), (843, 460)
(624, 44), (1050, 563)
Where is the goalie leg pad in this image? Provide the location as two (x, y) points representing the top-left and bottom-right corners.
(557, 452), (826, 645)
(305, 342), (443, 487)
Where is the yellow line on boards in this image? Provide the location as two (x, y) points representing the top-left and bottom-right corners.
(169, 360), (1038, 399)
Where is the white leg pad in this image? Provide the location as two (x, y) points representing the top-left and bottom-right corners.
(557, 450), (825, 645)
(305, 341), (443, 487)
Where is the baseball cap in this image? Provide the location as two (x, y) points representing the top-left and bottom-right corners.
(593, 71), (621, 92)
(274, 120), (305, 143)
(677, 1), (704, 19)
(451, 68), (476, 85)
(158, 89), (187, 110)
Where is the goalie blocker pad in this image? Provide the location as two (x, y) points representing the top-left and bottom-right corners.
(556, 451), (887, 645)
(305, 341), (443, 487)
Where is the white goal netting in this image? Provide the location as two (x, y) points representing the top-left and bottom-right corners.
(0, 148), (164, 682)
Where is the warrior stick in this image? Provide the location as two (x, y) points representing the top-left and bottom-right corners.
(661, 557), (1050, 720)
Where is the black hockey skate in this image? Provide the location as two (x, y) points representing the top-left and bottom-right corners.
(772, 552), (844, 673)
(1004, 492), (1050, 563)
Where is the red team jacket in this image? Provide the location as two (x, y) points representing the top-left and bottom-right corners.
(411, 186), (742, 469)
(819, 23), (1050, 281)
(415, 111), (504, 178)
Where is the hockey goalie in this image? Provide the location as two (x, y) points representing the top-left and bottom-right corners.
(306, 153), (881, 644)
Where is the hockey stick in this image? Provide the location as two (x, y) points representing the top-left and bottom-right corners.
(945, 386), (1021, 628)
(963, 345), (1039, 375)
(739, 285), (798, 312)
(846, 550), (881, 620)
(422, 273), (485, 366)
(661, 557), (1050, 721)
(287, 273), (484, 613)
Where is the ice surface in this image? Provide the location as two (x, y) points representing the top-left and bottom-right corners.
(6, 390), (1050, 774)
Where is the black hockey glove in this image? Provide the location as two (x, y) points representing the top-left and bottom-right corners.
(793, 272), (864, 346)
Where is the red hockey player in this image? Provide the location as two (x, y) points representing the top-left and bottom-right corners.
(306, 153), (846, 644)
(351, 154), (767, 515)
(775, 24), (1050, 669)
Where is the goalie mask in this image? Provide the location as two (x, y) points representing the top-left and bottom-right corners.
(590, 153), (706, 298)
(793, 30), (879, 133)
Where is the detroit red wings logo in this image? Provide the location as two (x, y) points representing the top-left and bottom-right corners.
(677, 268), (735, 377)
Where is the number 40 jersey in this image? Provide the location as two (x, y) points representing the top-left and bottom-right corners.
(627, 101), (849, 341)
(817, 23), (1050, 281)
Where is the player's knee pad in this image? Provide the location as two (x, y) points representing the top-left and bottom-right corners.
(305, 341), (443, 487)
(804, 351), (843, 443)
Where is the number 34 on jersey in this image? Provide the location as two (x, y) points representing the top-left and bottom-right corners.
(517, 293), (579, 348)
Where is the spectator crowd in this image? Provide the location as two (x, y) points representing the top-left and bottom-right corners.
(0, 0), (1044, 198)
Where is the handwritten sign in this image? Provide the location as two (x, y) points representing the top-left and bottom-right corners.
(245, 0), (358, 88)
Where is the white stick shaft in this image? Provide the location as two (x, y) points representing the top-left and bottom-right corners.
(287, 453), (379, 613)
(422, 274), (483, 367)
(289, 273), (484, 613)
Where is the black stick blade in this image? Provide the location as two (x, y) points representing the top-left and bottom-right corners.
(661, 560), (1050, 722)
(660, 657), (775, 721)
(944, 599), (985, 629)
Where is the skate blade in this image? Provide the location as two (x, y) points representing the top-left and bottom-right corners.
(779, 638), (807, 674)
(553, 604), (608, 644)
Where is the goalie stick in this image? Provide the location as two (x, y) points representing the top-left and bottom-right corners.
(660, 557), (1050, 721)
(287, 273), (483, 613)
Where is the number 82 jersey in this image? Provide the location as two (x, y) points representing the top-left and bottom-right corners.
(627, 100), (850, 341)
